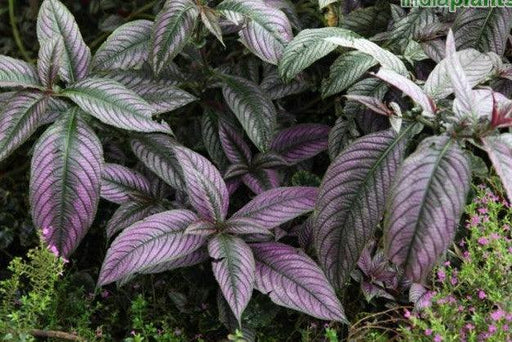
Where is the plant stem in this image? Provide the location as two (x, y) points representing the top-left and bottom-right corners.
(8, 0), (32, 62)
(30, 329), (85, 341)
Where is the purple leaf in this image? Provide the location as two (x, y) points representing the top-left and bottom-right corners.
(242, 169), (280, 194)
(373, 69), (436, 116)
(208, 234), (255, 323)
(173, 145), (229, 222)
(221, 74), (277, 152)
(482, 134), (512, 202)
(270, 124), (330, 164)
(409, 283), (433, 310)
(226, 177), (242, 195)
(37, 37), (64, 88)
(0, 91), (49, 162)
(101, 163), (153, 204)
(131, 134), (185, 191)
(219, 119), (252, 165)
(37, 0), (91, 83)
(106, 201), (166, 239)
(232, 187), (318, 229)
(184, 219), (217, 236)
(0, 55), (41, 88)
(343, 95), (392, 116)
(384, 136), (470, 283)
(224, 218), (273, 235)
(30, 108), (103, 257)
(217, 0), (292, 65)
(106, 68), (181, 88)
(314, 128), (413, 289)
(98, 209), (205, 285)
(151, 0), (199, 75)
(63, 78), (172, 133)
(251, 242), (346, 322)
(92, 20), (152, 71)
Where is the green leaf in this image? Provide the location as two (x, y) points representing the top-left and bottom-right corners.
(321, 51), (377, 98)
(221, 74), (277, 152)
(62, 78), (172, 133)
(278, 27), (358, 82)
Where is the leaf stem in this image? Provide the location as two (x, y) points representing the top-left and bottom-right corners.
(8, 0), (32, 62)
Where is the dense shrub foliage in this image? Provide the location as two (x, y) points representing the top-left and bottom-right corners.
(1, 0), (512, 340)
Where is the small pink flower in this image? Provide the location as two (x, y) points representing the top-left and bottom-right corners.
(478, 290), (487, 299)
(490, 233), (500, 240)
(478, 208), (488, 214)
(451, 276), (458, 286)
(437, 270), (446, 282)
(478, 237), (489, 246)
(504, 325), (509, 331)
(130, 330), (136, 336)
(463, 251), (471, 259)
(489, 325), (497, 334)
(434, 334), (443, 342)
(465, 323), (475, 331)
(470, 215), (481, 226)
(444, 261), (451, 266)
(48, 245), (59, 257)
(42, 227), (50, 236)
(506, 313), (512, 322)
(404, 309), (411, 319)
(424, 328), (432, 336)
(491, 309), (505, 321)
(101, 289), (110, 298)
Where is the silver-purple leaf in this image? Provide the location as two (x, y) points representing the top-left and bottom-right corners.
(37, 0), (91, 83)
(63, 78), (172, 133)
(224, 164), (249, 180)
(98, 209), (205, 285)
(224, 218), (273, 235)
(92, 20), (152, 71)
(173, 145), (229, 222)
(139, 248), (208, 274)
(131, 134), (185, 191)
(30, 108), (103, 257)
(150, 0), (199, 75)
(106, 201), (166, 239)
(0, 91), (49, 162)
(130, 82), (197, 114)
(251, 242), (346, 322)
(221, 74), (277, 152)
(270, 124), (330, 164)
(241, 169), (280, 195)
(453, 7), (512, 56)
(0, 55), (41, 89)
(232, 187), (318, 229)
(185, 219), (217, 236)
(202, 109), (230, 169)
(314, 128), (412, 289)
(424, 49), (493, 100)
(482, 134), (512, 202)
(384, 136), (470, 283)
(208, 234), (255, 323)
(374, 68), (436, 116)
(101, 163), (153, 204)
(343, 95), (392, 116)
(260, 68), (309, 100)
(37, 37), (64, 88)
(218, 0), (292, 65)
(219, 119), (252, 165)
